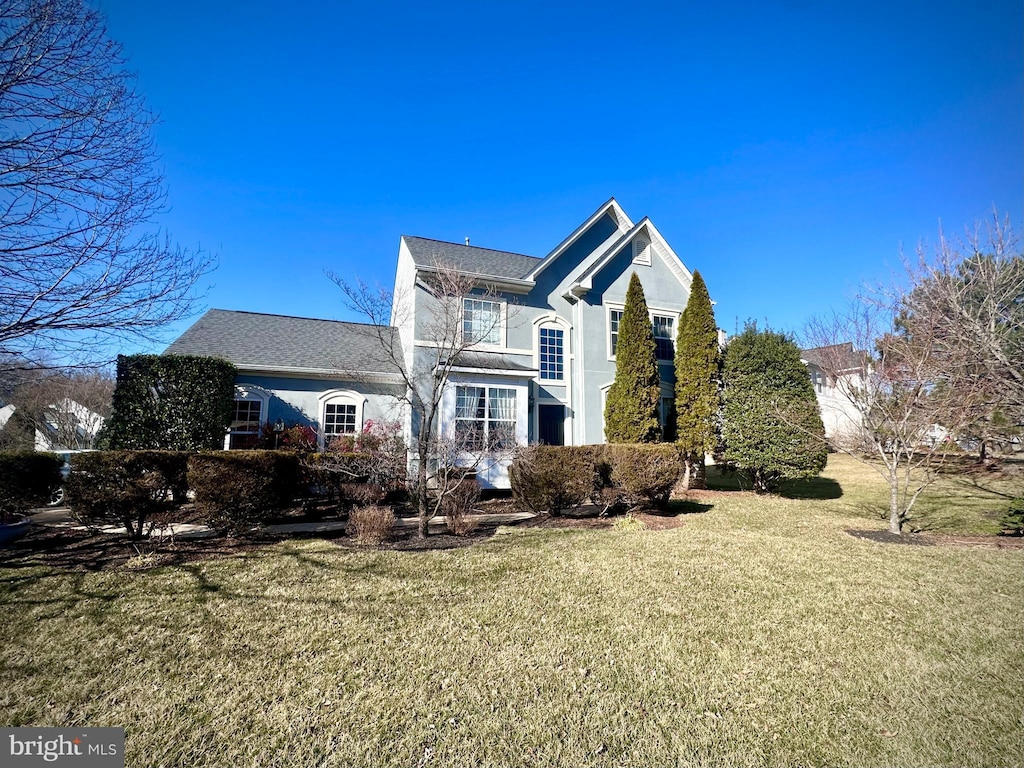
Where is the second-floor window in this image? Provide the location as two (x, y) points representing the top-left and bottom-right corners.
(609, 308), (677, 360)
(463, 298), (501, 345)
(539, 326), (564, 380)
(653, 314), (675, 360)
(609, 309), (624, 355)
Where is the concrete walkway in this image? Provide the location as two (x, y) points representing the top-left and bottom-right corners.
(31, 507), (534, 539)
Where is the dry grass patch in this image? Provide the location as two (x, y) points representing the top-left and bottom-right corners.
(1, 455), (1021, 766)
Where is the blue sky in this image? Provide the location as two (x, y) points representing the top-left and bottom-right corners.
(95, 0), (1023, 350)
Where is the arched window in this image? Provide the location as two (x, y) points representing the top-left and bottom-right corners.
(538, 324), (565, 381)
(318, 390), (366, 447)
(534, 314), (570, 383)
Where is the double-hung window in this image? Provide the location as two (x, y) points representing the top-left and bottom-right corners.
(463, 298), (501, 345)
(538, 326), (564, 380)
(653, 314), (675, 361)
(609, 309), (624, 356)
(455, 386), (517, 451)
(609, 308), (676, 360)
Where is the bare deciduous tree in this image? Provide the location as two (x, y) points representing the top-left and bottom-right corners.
(805, 211), (1020, 534)
(900, 212), (1023, 460)
(0, 0), (212, 366)
(330, 262), (515, 538)
(806, 304), (978, 534)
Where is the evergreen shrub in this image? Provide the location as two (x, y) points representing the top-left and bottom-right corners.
(604, 273), (662, 443)
(188, 451), (299, 534)
(104, 354), (236, 450)
(510, 445), (601, 515)
(606, 443), (682, 508)
(66, 451), (190, 539)
(722, 324), (827, 493)
(0, 451), (63, 521)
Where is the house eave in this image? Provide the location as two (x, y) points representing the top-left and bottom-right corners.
(443, 365), (537, 378)
(415, 265), (535, 295)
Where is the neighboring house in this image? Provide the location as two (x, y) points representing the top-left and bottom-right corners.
(166, 198), (698, 487)
(34, 397), (105, 451)
(801, 343), (866, 443)
(0, 397), (105, 451)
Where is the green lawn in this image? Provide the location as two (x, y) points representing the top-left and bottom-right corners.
(2, 455), (1022, 767)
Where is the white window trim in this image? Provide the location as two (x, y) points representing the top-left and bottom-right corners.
(317, 389), (367, 448)
(462, 297), (507, 349)
(599, 381), (613, 440)
(225, 386), (270, 450)
(606, 303), (624, 361)
(532, 314), (571, 384)
(652, 311), (676, 364)
(605, 303), (681, 363)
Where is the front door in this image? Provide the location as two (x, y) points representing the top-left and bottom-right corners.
(538, 404), (565, 446)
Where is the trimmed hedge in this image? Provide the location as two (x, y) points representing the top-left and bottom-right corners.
(606, 444), (682, 508)
(510, 445), (602, 515)
(104, 354), (237, 450)
(66, 451), (191, 539)
(188, 451), (299, 534)
(510, 444), (683, 514)
(0, 451), (63, 521)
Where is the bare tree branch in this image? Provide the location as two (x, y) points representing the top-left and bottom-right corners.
(0, 0), (213, 366)
(327, 260), (517, 538)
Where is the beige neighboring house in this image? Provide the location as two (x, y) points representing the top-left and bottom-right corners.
(801, 343), (866, 444)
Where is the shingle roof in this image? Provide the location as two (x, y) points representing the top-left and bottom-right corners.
(801, 342), (865, 372)
(165, 310), (400, 376)
(447, 351), (537, 373)
(403, 236), (541, 280)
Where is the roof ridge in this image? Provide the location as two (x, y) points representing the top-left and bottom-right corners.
(207, 308), (394, 329)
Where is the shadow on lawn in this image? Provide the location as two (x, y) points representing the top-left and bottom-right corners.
(779, 476), (843, 500)
(662, 500), (713, 516)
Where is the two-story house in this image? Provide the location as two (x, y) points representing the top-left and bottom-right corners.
(801, 342), (868, 444)
(166, 198), (697, 487)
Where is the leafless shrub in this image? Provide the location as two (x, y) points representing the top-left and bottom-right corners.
(349, 505), (395, 546)
(442, 476), (480, 536)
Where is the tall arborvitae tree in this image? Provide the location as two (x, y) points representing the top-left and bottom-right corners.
(605, 273), (661, 443)
(721, 324), (827, 493)
(674, 271), (721, 489)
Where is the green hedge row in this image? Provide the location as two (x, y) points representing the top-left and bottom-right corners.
(188, 451), (299, 534)
(67, 451), (190, 539)
(63, 450), (304, 538)
(510, 443), (682, 515)
(0, 451), (64, 521)
(103, 354), (237, 450)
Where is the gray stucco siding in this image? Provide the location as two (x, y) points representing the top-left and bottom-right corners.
(234, 373), (405, 433)
(575, 248), (690, 444)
